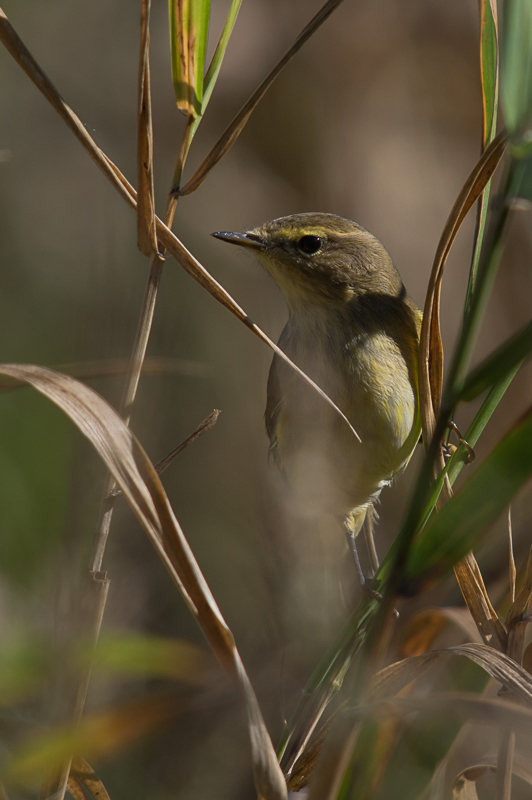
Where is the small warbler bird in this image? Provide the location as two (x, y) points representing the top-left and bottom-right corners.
(212, 213), (421, 582)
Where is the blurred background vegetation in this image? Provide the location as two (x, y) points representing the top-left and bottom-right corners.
(0, 0), (531, 797)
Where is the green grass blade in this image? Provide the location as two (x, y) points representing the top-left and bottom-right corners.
(481, 0), (499, 145)
(406, 405), (532, 579)
(187, 0), (243, 143)
(277, 598), (376, 777)
(418, 132), (506, 445)
(168, 0), (210, 118)
(502, 0), (532, 134)
(446, 365), (521, 487)
(459, 321), (532, 402)
(465, 0), (499, 310)
(444, 161), (513, 400)
(202, 0), (242, 111)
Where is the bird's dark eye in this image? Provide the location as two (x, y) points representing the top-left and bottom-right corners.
(298, 235), (323, 255)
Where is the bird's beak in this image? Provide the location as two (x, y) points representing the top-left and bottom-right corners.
(211, 230), (265, 249)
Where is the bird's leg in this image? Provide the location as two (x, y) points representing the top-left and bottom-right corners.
(362, 504), (380, 578)
(343, 510), (382, 601)
(343, 511), (365, 587)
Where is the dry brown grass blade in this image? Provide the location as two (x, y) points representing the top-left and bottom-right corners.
(370, 643), (532, 705)
(504, 545), (532, 668)
(356, 692), (532, 736)
(176, 0), (347, 196)
(506, 545), (532, 629)
(452, 752), (532, 799)
(66, 776), (86, 800)
(418, 131), (507, 444)
(0, 7), (359, 443)
(70, 758), (111, 800)
(287, 713), (336, 792)
(137, 0), (157, 256)
(0, 365), (286, 800)
(454, 554), (507, 651)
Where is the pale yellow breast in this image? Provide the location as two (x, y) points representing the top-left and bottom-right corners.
(270, 314), (419, 515)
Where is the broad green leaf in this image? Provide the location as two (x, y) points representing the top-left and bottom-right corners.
(406, 406), (532, 578)
(169, 0), (210, 118)
(502, 0), (532, 134)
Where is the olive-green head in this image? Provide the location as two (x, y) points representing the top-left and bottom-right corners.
(212, 213), (403, 309)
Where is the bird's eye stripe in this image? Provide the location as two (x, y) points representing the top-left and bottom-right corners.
(298, 235), (323, 254)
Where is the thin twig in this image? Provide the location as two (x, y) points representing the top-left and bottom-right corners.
(154, 409), (221, 475)
(90, 251), (165, 573)
(137, 0), (157, 256)
(111, 409), (221, 498)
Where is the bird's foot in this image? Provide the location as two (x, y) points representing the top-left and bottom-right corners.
(443, 420), (475, 464)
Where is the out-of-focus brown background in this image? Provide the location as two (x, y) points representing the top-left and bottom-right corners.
(1, 0), (532, 796)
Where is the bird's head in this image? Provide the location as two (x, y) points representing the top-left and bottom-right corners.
(212, 213), (403, 311)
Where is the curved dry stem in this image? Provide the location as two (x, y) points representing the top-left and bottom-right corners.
(418, 132), (507, 447)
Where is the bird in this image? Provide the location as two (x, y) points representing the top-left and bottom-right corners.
(212, 213), (422, 588)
